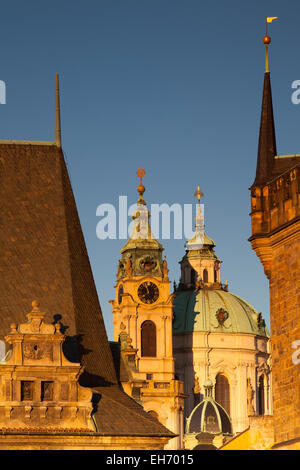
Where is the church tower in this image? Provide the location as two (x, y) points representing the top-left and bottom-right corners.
(111, 169), (186, 449)
(249, 30), (300, 449)
(222, 23), (300, 451)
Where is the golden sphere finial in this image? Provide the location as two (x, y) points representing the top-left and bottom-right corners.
(137, 183), (145, 195)
(263, 35), (271, 45)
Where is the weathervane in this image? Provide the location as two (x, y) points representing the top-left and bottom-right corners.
(263, 16), (278, 73)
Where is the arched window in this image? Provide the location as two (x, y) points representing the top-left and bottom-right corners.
(214, 269), (218, 283)
(215, 374), (230, 416)
(203, 269), (208, 283)
(141, 321), (156, 357)
(258, 375), (265, 415)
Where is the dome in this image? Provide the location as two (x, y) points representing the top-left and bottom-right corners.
(173, 288), (269, 336)
(185, 231), (216, 252)
(186, 381), (232, 436)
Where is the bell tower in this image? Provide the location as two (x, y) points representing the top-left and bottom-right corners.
(111, 169), (186, 449)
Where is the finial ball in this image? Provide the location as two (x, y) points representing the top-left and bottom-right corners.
(31, 300), (40, 308)
(137, 183), (145, 195)
(263, 35), (271, 45)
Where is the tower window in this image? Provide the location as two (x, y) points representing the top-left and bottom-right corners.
(141, 321), (156, 357)
(203, 269), (208, 283)
(215, 374), (230, 416)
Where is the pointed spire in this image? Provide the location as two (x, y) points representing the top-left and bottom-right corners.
(185, 186), (205, 250)
(194, 186), (204, 233)
(55, 73), (62, 147)
(253, 34), (277, 186)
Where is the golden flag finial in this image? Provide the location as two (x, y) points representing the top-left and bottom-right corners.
(263, 17), (278, 73)
(266, 17), (278, 24)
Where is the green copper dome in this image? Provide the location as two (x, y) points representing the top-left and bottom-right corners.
(173, 288), (268, 336)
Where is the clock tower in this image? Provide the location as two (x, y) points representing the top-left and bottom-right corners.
(111, 169), (186, 449)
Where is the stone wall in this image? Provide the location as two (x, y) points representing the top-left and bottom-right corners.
(250, 162), (300, 447)
(270, 231), (300, 444)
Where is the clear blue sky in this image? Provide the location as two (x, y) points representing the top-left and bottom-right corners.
(1, 1), (299, 339)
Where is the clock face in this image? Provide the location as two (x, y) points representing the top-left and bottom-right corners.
(138, 281), (159, 304)
(118, 285), (124, 304)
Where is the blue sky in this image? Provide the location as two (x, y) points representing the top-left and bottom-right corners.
(1, 1), (299, 339)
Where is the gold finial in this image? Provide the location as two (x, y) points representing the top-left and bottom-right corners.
(136, 168), (146, 205)
(263, 17), (278, 73)
(194, 186), (204, 204)
(194, 186), (204, 233)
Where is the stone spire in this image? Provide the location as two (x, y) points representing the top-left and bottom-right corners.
(118, 169), (164, 279)
(185, 186), (204, 251)
(253, 33), (277, 186)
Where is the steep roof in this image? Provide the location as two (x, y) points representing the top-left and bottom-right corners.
(0, 142), (174, 438)
(253, 72), (300, 186)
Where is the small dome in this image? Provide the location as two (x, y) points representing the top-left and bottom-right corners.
(173, 288), (268, 336)
(186, 231), (216, 251)
(186, 383), (232, 436)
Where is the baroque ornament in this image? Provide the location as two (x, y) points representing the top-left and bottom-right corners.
(139, 256), (157, 272)
(216, 308), (229, 326)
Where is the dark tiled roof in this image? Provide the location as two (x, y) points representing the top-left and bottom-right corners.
(253, 72), (300, 187)
(0, 143), (174, 438)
